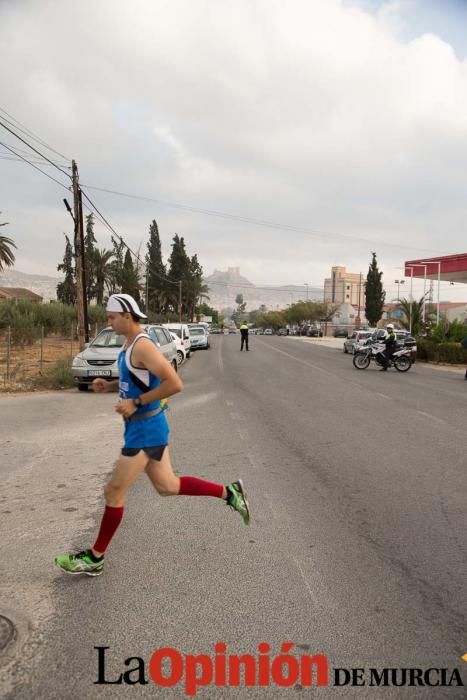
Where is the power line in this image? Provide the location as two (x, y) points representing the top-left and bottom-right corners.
(0, 107), (70, 161)
(79, 183), (447, 256)
(0, 141), (70, 190)
(0, 140), (70, 165)
(0, 116), (71, 179)
(0, 151), (71, 168)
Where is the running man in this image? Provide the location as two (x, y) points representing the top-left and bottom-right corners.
(55, 293), (250, 577)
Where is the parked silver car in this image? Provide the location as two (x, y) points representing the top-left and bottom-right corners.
(343, 329), (374, 354)
(71, 325), (178, 391)
(188, 325), (210, 350)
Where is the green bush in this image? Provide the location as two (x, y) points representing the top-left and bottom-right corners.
(417, 338), (467, 364)
(35, 357), (75, 389)
(430, 320), (467, 343)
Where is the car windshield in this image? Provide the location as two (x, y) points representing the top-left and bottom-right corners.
(91, 329), (125, 347)
(167, 328), (181, 338)
(190, 328), (205, 336)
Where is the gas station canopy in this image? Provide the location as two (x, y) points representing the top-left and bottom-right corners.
(404, 253), (467, 284)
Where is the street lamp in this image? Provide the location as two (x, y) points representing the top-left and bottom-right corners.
(406, 263), (428, 328)
(416, 260), (441, 325)
(394, 279), (405, 301)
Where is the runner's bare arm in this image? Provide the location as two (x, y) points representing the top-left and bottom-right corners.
(92, 378), (119, 392)
(131, 337), (183, 405)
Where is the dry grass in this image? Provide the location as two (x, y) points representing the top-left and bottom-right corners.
(0, 335), (76, 391)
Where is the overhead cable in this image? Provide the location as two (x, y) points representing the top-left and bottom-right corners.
(0, 107), (71, 161)
(0, 116), (71, 179)
(0, 141), (70, 190)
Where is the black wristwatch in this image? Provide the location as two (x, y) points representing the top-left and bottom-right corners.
(133, 396), (143, 408)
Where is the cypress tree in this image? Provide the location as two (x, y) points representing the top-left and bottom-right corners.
(108, 236), (125, 293)
(121, 248), (140, 302)
(56, 234), (76, 305)
(145, 220), (167, 313)
(84, 213), (97, 303)
(365, 252), (385, 326)
(167, 234), (191, 316)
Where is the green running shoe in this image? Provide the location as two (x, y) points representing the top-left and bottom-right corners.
(54, 550), (104, 576)
(226, 479), (250, 525)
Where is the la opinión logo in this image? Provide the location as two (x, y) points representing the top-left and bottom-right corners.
(95, 643), (328, 695)
(94, 644), (465, 695)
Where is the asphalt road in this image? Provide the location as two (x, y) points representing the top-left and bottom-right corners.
(0, 335), (466, 698)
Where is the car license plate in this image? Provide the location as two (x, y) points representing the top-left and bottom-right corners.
(88, 370), (112, 376)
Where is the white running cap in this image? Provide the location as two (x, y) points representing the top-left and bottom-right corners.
(106, 294), (147, 319)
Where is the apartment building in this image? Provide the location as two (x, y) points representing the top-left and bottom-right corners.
(324, 266), (365, 307)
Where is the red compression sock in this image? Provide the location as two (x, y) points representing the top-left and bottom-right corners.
(179, 476), (224, 498)
(93, 505), (124, 553)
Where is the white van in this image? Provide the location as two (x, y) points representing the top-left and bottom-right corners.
(162, 323), (192, 357)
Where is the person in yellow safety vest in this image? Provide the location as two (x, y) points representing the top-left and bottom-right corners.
(380, 323), (397, 371)
(239, 323), (249, 351)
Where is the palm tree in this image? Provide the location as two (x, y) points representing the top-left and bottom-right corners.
(396, 295), (433, 335)
(94, 248), (114, 305)
(0, 215), (16, 272)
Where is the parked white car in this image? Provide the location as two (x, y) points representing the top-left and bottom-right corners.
(162, 323), (192, 357)
(169, 331), (188, 366)
(188, 325), (210, 350)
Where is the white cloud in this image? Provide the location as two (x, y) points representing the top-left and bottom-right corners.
(1, 0), (467, 300)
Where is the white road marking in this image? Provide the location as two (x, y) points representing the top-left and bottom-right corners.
(217, 340), (224, 372)
(376, 393), (391, 400)
(292, 556), (319, 605)
(256, 340), (336, 377)
(417, 410), (446, 425)
(256, 339), (363, 389)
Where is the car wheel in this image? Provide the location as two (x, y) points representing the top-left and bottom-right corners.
(78, 383), (89, 392)
(172, 360), (178, 373)
(176, 350), (184, 366)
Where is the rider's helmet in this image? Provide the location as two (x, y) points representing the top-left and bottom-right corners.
(386, 323), (394, 330)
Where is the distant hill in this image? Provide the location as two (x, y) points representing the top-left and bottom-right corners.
(204, 267), (322, 311)
(0, 269), (61, 301)
(0, 266), (323, 311)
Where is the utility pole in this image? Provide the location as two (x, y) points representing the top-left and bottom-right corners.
(71, 160), (87, 350)
(78, 188), (89, 343)
(178, 280), (182, 322)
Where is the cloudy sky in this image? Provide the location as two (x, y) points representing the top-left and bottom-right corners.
(1, 0), (467, 302)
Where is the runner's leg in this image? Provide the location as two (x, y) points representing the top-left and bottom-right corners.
(145, 448), (227, 498)
(92, 451), (150, 555)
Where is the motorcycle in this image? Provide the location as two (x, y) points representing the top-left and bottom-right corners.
(352, 339), (413, 372)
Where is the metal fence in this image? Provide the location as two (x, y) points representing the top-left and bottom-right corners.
(0, 323), (102, 387)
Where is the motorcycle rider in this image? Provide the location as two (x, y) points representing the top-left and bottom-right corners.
(379, 323), (397, 371)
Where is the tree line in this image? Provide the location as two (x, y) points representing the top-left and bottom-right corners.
(56, 217), (209, 321)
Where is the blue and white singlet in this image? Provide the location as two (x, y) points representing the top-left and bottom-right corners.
(118, 333), (170, 448)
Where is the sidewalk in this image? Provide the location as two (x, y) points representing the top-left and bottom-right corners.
(289, 336), (344, 350)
